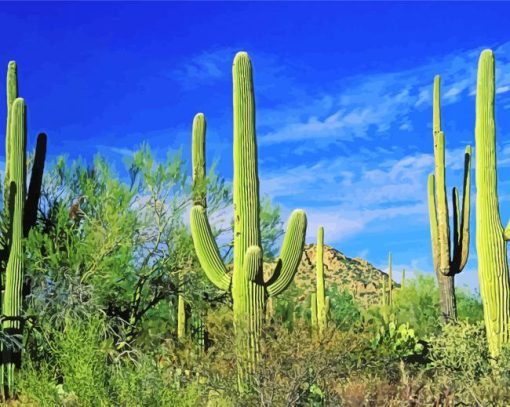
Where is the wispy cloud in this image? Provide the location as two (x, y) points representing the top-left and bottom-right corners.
(257, 42), (510, 148)
(172, 47), (236, 85)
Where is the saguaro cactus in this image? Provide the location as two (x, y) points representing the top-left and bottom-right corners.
(310, 226), (328, 337)
(177, 113), (207, 348)
(177, 293), (186, 341)
(2, 98), (25, 397)
(475, 49), (510, 357)
(310, 292), (317, 331)
(381, 277), (387, 306)
(388, 252), (393, 305)
(1, 61), (47, 399)
(189, 52), (307, 390)
(427, 74), (471, 322)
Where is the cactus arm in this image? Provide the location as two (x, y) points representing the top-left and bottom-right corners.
(266, 209), (307, 297)
(427, 174), (440, 272)
(4, 61), (18, 210)
(504, 220), (510, 241)
(24, 132), (47, 237)
(190, 205), (231, 291)
(241, 246), (262, 282)
(192, 113), (207, 208)
(453, 187), (460, 246)
(435, 131), (451, 275)
(433, 75), (441, 133)
(451, 187), (461, 270)
(459, 145), (472, 270)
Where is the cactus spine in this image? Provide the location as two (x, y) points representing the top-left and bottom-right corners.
(475, 49), (510, 357)
(428, 75), (471, 322)
(189, 52), (307, 390)
(1, 62), (47, 399)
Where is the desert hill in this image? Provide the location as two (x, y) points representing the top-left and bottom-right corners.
(265, 244), (396, 306)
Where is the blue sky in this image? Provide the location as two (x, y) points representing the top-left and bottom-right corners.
(1, 2), (510, 291)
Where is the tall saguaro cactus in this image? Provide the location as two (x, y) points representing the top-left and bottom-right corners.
(177, 113), (208, 350)
(190, 52), (307, 390)
(1, 61), (47, 399)
(2, 97), (25, 396)
(475, 49), (510, 357)
(427, 74), (471, 322)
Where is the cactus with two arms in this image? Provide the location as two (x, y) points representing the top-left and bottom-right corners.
(189, 52), (307, 390)
(427, 74), (471, 322)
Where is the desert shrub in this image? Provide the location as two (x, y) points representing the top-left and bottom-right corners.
(16, 359), (62, 406)
(327, 284), (363, 331)
(456, 286), (484, 322)
(427, 320), (489, 381)
(391, 273), (441, 337)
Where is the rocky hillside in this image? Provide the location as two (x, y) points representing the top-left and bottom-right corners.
(265, 244), (397, 306)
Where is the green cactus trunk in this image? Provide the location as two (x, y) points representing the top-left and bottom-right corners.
(177, 293), (186, 341)
(475, 49), (510, 357)
(310, 292), (317, 333)
(428, 75), (471, 322)
(315, 226), (327, 336)
(191, 310), (206, 354)
(190, 52), (307, 392)
(381, 277), (387, 306)
(265, 296), (274, 323)
(2, 98), (26, 395)
(401, 269), (405, 289)
(388, 252), (393, 306)
(0, 62), (46, 400)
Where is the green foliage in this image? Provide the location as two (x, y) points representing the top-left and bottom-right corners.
(18, 316), (206, 406)
(371, 320), (424, 359)
(456, 287), (484, 322)
(390, 273), (441, 337)
(326, 284), (362, 331)
(428, 320), (489, 380)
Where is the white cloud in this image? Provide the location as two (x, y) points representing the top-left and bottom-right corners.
(172, 48), (235, 84)
(257, 42), (510, 148)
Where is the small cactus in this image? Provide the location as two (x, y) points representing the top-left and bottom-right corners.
(388, 252), (393, 305)
(310, 226), (328, 337)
